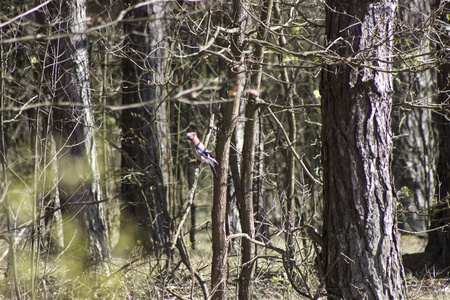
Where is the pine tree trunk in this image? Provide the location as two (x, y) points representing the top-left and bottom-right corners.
(46, 0), (110, 268)
(119, 0), (169, 254)
(321, 0), (406, 298)
(425, 0), (450, 268)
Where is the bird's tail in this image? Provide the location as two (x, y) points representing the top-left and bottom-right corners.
(209, 162), (218, 180)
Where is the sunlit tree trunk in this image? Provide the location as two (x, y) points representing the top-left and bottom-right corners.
(46, 0), (110, 270)
(321, 0), (406, 298)
(237, 1), (272, 299)
(211, 1), (246, 298)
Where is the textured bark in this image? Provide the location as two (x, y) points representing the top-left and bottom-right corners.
(119, 0), (169, 253)
(47, 0), (110, 267)
(321, 0), (407, 299)
(239, 103), (257, 300)
(211, 1), (246, 298)
(238, 1), (272, 299)
(425, 0), (450, 267)
(211, 91), (241, 300)
(393, 0), (436, 232)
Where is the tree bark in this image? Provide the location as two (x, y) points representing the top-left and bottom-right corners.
(393, 0), (436, 232)
(321, 0), (407, 298)
(211, 1), (246, 298)
(238, 1), (273, 299)
(46, 0), (110, 269)
(425, 0), (450, 268)
(119, 0), (169, 254)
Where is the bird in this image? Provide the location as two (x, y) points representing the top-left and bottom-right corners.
(184, 132), (218, 179)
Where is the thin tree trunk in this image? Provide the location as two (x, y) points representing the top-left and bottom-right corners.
(255, 121), (268, 239)
(229, 125), (242, 253)
(211, 1), (246, 298)
(238, 89), (257, 300)
(272, 0), (296, 267)
(321, 0), (406, 298)
(238, 1), (273, 299)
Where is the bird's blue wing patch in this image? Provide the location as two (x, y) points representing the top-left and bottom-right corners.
(196, 148), (207, 157)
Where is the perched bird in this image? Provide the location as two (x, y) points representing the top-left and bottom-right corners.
(184, 132), (218, 179)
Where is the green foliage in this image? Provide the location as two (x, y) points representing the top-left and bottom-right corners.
(400, 186), (411, 197)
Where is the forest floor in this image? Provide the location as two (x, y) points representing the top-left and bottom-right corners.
(94, 219), (449, 300)
(95, 229), (448, 300)
(0, 207), (449, 299)
(401, 234), (449, 300)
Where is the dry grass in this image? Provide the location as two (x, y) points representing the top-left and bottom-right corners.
(400, 235), (450, 300)
(0, 209), (449, 299)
